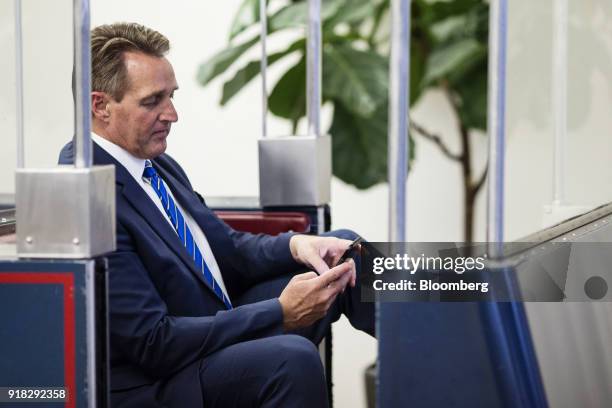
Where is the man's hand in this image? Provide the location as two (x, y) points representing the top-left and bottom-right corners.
(278, 261), (353, 331)
(289, 234), (358, 288)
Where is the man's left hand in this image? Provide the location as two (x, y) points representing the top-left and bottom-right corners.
(289, 235), (357, 288)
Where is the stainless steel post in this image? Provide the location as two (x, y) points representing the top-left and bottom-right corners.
(552, 0), (568, 205)
(388, 0), (411, 242)
(16, 0), (115, 259)
(486, 0), (508, 255)
(307, 0), (321, 137)
(14, 0), (24, 169)
(259, 0), (268, 139)
(258, 0), (330, 206)
(483, 8), (549, 407)
(73, 0), (92, 168)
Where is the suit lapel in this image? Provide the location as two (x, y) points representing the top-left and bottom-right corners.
(93, 145), (221, 298)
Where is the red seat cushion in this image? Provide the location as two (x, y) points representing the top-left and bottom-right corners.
(214, 211), (310, 235)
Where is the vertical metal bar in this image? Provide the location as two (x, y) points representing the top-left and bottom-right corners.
(73, 0), (92, 168)
(483, 3), (549, 407)
(552, 0), (568, 205)
(260, 0), (268, 139)
(306, 0), (321, 137)
(486, 0), (507, 255)
(14, 0), (25, 169)
(381, 5), (411, 406)
(387, 0), (410, 242)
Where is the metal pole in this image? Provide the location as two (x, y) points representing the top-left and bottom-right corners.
(306, 0), (321, 137)
(552, 0), (568, 205)
(388, 0), (411, 242)
(260, 0), (268, 138)
(486, 0), (508, 255)
(380, 4), (411, 407)
(484, 4), (549, 407)
(73, 0), (92, 168)
(14, 0), (24, 169)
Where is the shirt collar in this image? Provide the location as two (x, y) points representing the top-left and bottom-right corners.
(91, 132), (147, 183)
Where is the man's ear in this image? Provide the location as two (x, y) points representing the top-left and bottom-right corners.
(92, 92), (111, 121)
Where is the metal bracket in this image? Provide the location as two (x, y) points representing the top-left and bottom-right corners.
(16, 166), (115, 258)
(259, 135), (331, 207)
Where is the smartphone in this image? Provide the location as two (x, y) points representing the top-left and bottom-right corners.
(337, 237), (363, 265)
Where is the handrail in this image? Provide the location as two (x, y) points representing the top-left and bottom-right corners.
(515, 201), (612, 246)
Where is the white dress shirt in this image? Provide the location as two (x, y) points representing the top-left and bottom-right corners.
(92, 133), (230, 300)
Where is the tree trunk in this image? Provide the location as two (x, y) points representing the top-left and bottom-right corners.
(459, 123), (474, 243)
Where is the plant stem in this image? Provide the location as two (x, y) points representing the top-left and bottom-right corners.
(459, 121), (474, 243)
(291, 118), (299, 135)
(410, 119), (462, 162)
(441, 83), (487, 243)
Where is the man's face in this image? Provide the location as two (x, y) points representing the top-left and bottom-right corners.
(106, 51), (179, 159)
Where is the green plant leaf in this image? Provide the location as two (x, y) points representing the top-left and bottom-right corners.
(323, 44), (388, 118)
(269, 0), (345, 32)
(228, 0), (349, 42)
(419, 0), (481, 25)
(423, 38), (484, 85)
(196, 36), (260, 87)
(430, 15), (470, 42)
(229, 0), (260, 41)
(428, 3), (488, 42)
(330, 102), (388, 189)
(269, 2), (307, 31)
(323, 0), (377, 28)
(453, 64), (488, 131)
(220, 39), (305, 106)
(410, 42), (427, 105)
(330, 100), (415, 189)
(268, 56), (306, 123)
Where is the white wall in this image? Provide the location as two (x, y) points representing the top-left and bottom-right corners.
(0, 0), (73, 190)
(1, 1), (612, 407)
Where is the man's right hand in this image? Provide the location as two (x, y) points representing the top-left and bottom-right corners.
(278, 261), (354, 331)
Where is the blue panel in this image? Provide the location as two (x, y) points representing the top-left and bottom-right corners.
(379, 295), (548, 407)
(0, 260), (99, 408)
(0, 285), (65, 387)
(379, 303), (503, 408)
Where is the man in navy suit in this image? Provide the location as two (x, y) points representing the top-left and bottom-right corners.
(60, 23), (374, 407)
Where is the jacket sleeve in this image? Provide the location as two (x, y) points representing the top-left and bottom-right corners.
(226, 228), (303, 279)
(110, 221), (285, 379)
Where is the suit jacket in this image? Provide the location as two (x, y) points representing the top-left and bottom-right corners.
(59, 141), (301, 405)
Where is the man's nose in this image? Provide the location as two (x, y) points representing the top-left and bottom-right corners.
(160, 99), (178, 123)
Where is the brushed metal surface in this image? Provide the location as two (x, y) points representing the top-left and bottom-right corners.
(73, 0), (93, 168)
(307, 0), (321, 137)
(388, 0), (411, 242)
(258, 135), (331, 206)
(15, 166), (115, 258)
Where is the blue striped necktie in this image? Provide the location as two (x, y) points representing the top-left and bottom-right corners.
(142, 160), (232, 309)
